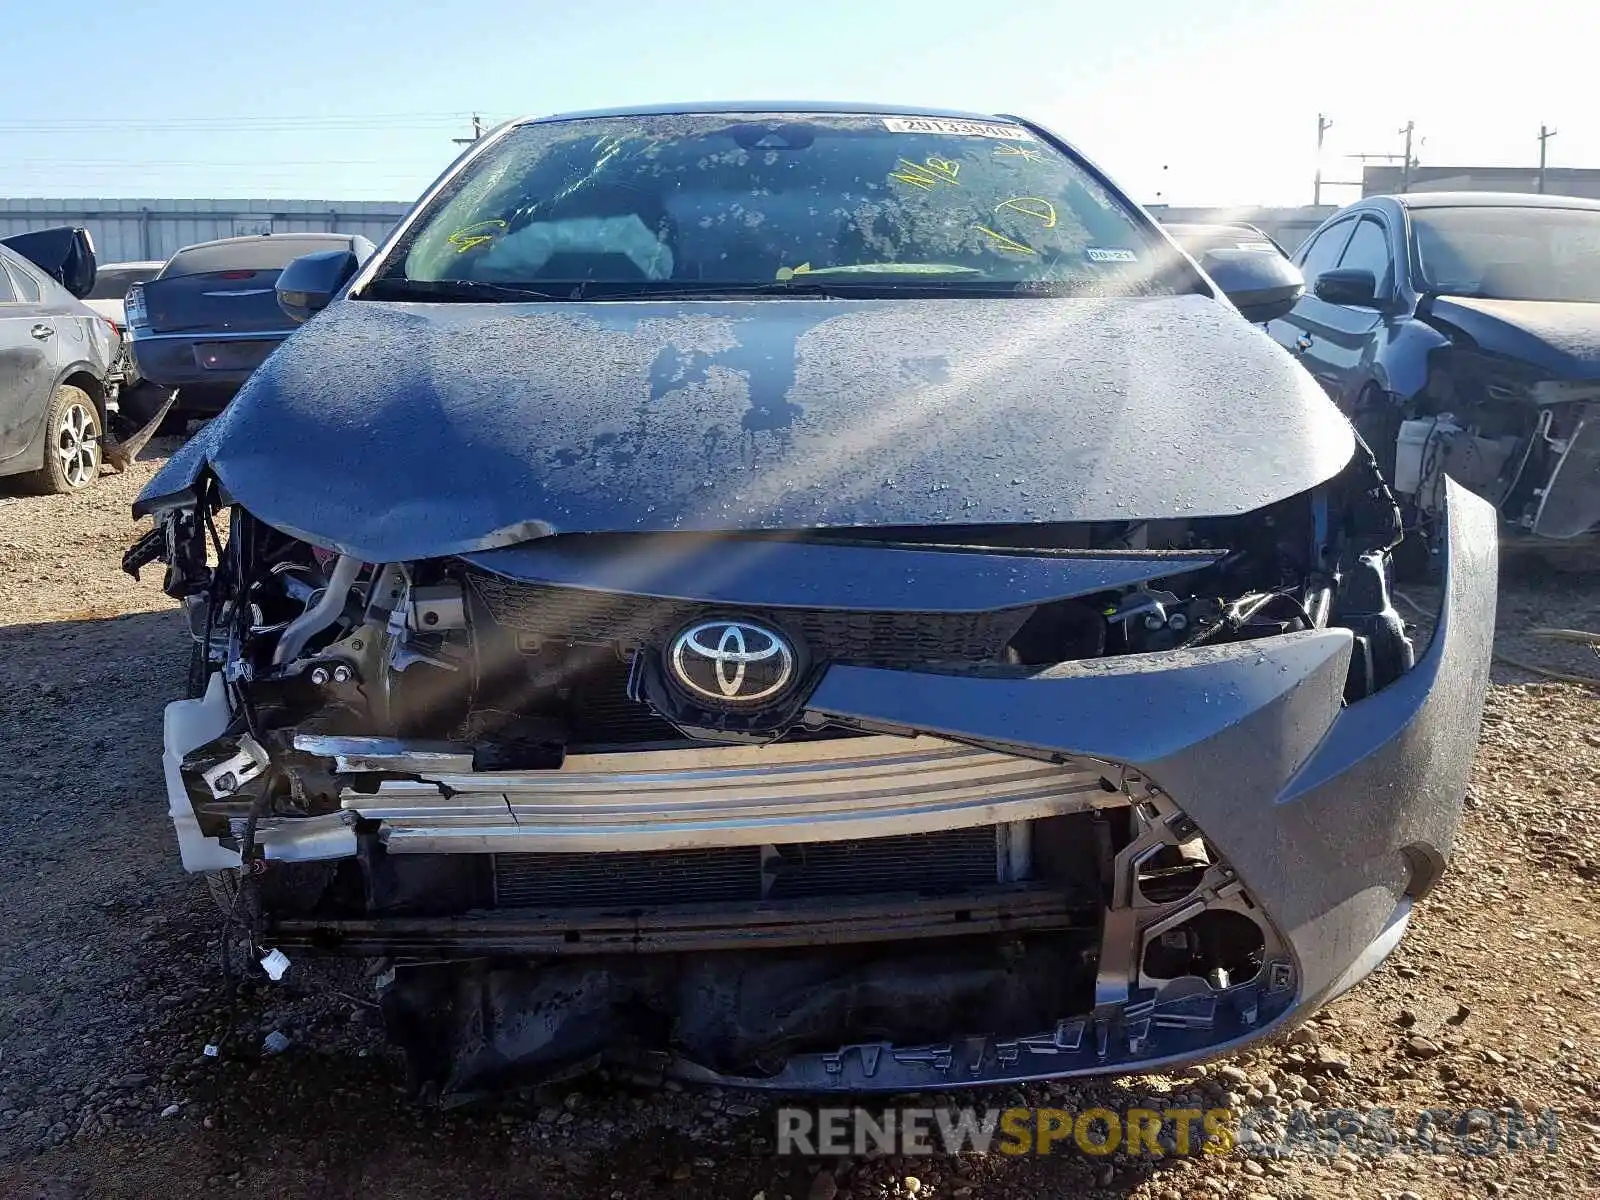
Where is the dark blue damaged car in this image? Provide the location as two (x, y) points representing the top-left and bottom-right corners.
(126, 104), (1498, 1097)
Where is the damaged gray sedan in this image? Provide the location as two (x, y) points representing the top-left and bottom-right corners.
(126, 103), (1498, 1097)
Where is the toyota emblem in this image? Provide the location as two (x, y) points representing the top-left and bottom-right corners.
(668, 619), (796, 705)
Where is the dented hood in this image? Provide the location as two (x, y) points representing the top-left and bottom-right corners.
(1427, 295), (1600, 381)
(136, 293), (1354, 561)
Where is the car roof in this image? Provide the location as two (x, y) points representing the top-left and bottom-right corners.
(168, 233), (359, 255)
(1381, 191), (1600, 211)
(161, 233), (364, 278)
(101, 260), (166, 271)
(520, 101), (1019, 124)
(1163, 222), (1270, 238)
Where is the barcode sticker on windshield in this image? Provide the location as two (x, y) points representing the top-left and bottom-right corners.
(882, 117), (1035, 141)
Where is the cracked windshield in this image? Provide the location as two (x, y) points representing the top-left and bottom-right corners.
(398, 113), (1155, 291)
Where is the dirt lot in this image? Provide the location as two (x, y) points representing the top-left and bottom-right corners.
(1, 444), (1597, 1199)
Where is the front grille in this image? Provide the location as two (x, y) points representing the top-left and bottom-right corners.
(468, 572), (1029, 667)
(566, 660), (680, 744)
(493, 827), (1002, 909)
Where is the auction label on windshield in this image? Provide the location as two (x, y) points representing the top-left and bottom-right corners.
(883, 117), (1035, 140)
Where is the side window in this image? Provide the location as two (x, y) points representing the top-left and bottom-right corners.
(3, 258), (41, 304)
(1296, 219), (1355, 288)
(1338, 217), (1393, 296)
(0, 258), (16, 305)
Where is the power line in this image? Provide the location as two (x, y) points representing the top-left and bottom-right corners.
(0, 111), (486, 132)
(4, 158), (434, 168)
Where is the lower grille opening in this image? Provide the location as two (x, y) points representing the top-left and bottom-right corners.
(492, 827), (1003, 909)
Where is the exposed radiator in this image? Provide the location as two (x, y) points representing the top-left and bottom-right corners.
(493, 827), (1003, 909)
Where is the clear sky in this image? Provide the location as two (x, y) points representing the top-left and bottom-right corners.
(2, 0), (1594, 208)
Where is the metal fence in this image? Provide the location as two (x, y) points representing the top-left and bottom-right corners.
(0, 197), (413, 264)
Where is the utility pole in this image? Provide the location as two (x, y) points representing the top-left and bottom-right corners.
(1537, 124), (1558, 193)
(452, 114), (485, 146)
(1314, 114), (1334, 206)
(1398, 121), (1416, 193)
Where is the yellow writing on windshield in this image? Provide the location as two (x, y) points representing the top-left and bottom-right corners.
(447, 219), (508, 253)
(995, 197), (1057, 227)
(972, 225), (1035, 254)
(995, 144), (1044, 163)
(890, 156), (962, 190)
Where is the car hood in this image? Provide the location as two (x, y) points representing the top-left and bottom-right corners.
(136, 293), (1354, 562)
(1427, 296), (1600, 381)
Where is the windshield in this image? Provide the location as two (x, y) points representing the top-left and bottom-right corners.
(384, 112), (1170, 297)
(1412, 206), (1600, 302)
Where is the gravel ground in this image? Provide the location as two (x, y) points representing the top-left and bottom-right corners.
(1, 445), (1597, 1199)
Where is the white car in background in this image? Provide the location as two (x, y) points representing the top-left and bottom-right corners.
(83, 260), (165, 392)
(83, 260), (164, 328)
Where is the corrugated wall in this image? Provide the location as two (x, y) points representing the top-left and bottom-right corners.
(0, 198), (413, 264)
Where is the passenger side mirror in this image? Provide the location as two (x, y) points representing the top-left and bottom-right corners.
(277, 249), (360, 323)
(1313, 267), (1379, 308)
(0, 226), (97, 298)
(1201, 247), (1305, 324)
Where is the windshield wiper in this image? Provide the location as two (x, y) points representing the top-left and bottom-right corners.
(593, 281), (870, 300)
(359, 277), (577, 303)
(584, 280), (1079, 300)
(360, 276), (1113, 303)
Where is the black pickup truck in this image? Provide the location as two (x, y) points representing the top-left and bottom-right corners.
(123, 232), (373, 428)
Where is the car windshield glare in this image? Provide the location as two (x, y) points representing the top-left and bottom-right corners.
(1412, 206), (1600, 302)
(387, 112), (1171, 296)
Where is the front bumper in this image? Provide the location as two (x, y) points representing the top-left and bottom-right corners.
(163, 482), (1497, 1089)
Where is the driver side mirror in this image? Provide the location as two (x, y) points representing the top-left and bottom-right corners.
(277, 249), (361, 323)
(1313, 267), (1379, 308)
(0, 226), (97, 298)
(1201, 247), (1305, 324)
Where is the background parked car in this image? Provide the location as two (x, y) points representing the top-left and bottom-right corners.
(0, 229), (117, 493)
(123, 233), (373, 429)
(1163, 221), (1290, 260)
(1268, 192), (1600, 550)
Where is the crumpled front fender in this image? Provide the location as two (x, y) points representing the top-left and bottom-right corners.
(809, 478), (1498, 1005)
